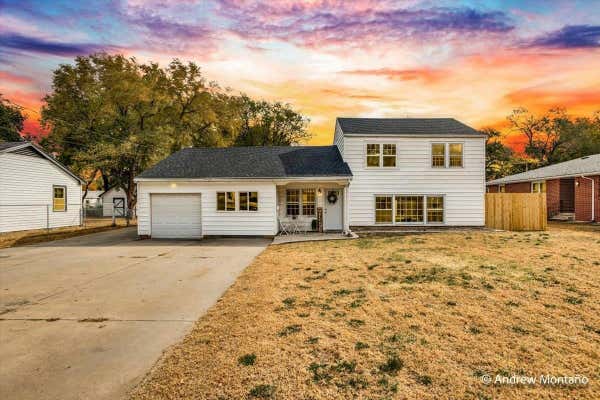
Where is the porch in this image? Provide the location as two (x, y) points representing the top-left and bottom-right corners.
(276, 180), (350, 234)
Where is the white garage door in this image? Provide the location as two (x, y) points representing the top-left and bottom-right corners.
(151, 194), (202, 239)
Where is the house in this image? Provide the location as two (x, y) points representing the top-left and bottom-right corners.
(134, 118), (486, 238)
(83, 190), (103, 208)
(0, 141), (84, 233)
(487, 154), (600, 222)
(99, 186), (130, 217)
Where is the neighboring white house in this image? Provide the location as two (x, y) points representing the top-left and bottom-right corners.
(83, 190), (103, 208)
(134, 118), (486, 239)
(0, 141), (84, 233)
(99, 186), (129, 217)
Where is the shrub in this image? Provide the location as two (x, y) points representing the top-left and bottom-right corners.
(238, 353), (256, 366)
(249, 384), (275, 398)
(379, 355), (403, 374)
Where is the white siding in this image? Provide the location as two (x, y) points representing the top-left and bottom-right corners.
(0, 153), (82, 233)
(137, 181), (277, 236)
(343, 136), (485, 226)
(333, 120), (344, 157)
(101, 187), (128, 217)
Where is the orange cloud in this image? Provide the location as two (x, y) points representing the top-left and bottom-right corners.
(342, 68), (445, 84)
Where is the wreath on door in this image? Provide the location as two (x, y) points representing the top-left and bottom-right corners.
(327, 191), (338, 204)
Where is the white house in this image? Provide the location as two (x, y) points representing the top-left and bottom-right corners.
(99, 186), (129, 217)
(83, 190), (103, 208)
(134, 118), (485, 239)
(0, 141), (84, 233)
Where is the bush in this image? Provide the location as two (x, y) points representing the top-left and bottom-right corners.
(238, 353), (256, 366)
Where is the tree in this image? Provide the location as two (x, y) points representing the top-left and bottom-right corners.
(507, 107), (570, 165)
(482, 127), (514, 180)
(0, 94), (25, 142)
(234, 95), (310, 146)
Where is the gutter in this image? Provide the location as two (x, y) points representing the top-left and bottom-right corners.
(487, 172), (599, 186)
(134, 175), (354, 183)
(580, 175), (595, 222)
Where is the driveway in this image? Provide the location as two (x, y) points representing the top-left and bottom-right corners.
(0, 228), (270, 400)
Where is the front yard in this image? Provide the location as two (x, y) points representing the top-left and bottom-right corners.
(131, 227), (600, 399)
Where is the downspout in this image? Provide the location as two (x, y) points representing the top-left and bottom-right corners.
(580, 176), (595, 222)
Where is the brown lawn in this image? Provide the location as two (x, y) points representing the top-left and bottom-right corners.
(131, 226), (600, 400)
(0, 218), (133, 249)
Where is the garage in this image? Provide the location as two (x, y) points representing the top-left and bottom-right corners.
(151, 194), (202, 238)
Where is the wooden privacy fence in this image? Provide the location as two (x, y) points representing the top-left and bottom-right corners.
(485, 193), (547, 231)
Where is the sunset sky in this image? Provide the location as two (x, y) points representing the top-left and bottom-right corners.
(1, 0), (599, 149)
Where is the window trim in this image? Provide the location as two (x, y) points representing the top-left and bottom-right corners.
(374, 195), (393, 224)
(448, 142), (464, 168)
(239, 191), (259, 212)
(431, 143), (446, 168)
(216, 191), (237, 212)
(430, 141), (465, 168)
(373, 194), (445, 225)
(531, 181), (546, 193)
(365, 143), (397, 168)
(52, 185), (67, 212)
(286, 188), (316, 217)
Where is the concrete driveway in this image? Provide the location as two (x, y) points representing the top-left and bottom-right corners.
(0, 228), (270, 400)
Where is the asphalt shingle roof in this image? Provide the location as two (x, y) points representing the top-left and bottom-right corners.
(337, 118), (483, 136)
(487, 154), (600, 185)
(0, 141), (26, 151)
(137, 146), (352, 179)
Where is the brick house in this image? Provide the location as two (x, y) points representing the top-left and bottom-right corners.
(487, 154), (600, 222)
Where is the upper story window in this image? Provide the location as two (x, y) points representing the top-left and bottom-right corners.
(53, 186), (66, 212)
(431, 143), (463, 168)
(367, 143), (396, 167)
(366, 144), (380, 167)
(382, 144), (396, 167)
(217, 192), (236, 211)
(431, 144), (445, 167)
(449, 143), (463, 167)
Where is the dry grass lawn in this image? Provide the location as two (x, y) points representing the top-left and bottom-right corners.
(0, 218), (133, 249)
(131, 226), (600, 400)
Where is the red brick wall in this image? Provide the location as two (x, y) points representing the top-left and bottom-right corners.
(487, 185), (499, 193)
(546, 179), (560, 218)
(505, 182), (531, 193)
(574, 176), (598, 222)
(596, 176), (600, 223)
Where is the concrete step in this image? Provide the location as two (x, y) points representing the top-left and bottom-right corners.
(550, 213), (575, 221)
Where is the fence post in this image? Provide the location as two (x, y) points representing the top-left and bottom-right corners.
(46, 204), (50, 234)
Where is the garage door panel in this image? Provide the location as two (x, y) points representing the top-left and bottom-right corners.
(151, 194), (202, 238)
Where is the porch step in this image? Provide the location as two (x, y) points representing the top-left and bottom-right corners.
(550, 213), (575, 221)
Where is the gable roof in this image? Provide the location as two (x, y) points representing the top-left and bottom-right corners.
(0, 141), (85, 184)
(136, 146), (352, 180)
(337, 117), (484, 136)
(487, 154), (600, 185)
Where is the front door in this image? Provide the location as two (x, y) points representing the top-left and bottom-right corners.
(324, 189), (343, 231)
(113, 198), (125, 217)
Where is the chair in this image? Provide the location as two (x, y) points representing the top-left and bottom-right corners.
(278, 220), (290, 235)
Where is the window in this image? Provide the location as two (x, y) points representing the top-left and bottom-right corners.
(431, 143), (445, 167)
(286, 189), (300, 216)
(531, 181), (546, 193)
(239, 192), (258, 211)
(499, 184), (506, 193)
(449, 143), (463, 167)
(366, 144), (380, 167)
(375, 196), (393, 223)
(302, 189), (316, 216)
(427, 196), (444, 223)
(217, 192), (236, 211)
(382, 144), (396, 167)
(53, 186), (66, 212)
(396, 196), (424, 223)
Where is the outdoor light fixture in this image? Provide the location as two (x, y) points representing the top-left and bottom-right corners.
(317, 188), (322, 195)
